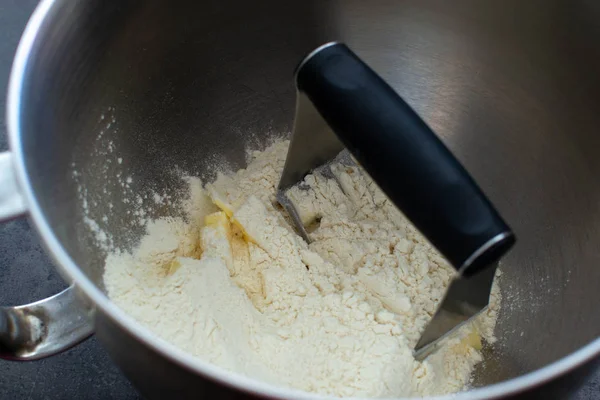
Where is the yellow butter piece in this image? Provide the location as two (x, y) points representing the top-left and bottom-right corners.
(207, 190), (257, 244)
(204, 210), (228, 226)
(208, 187), (234, 218)
(206, 188), (258, 244)
(166, 258), (181, 275)
(231, 217), (256, 244)
(463, 329), (483, 350)
(213, 198), (234, 218)
(204, 211), (232, 237)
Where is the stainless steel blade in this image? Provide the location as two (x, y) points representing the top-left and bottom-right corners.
(276, 191), (311, 243)
(278, 92), (344, 191)
(277, 92), (344, 242)
(413, 262), (498, 360)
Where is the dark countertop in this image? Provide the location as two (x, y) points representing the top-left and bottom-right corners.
(0, 1), (598, 399)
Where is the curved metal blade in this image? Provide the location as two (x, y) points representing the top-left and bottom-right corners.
(278, 92), (344, 193)
(414, 263), (498, 360)
(277, 92), (344, 242)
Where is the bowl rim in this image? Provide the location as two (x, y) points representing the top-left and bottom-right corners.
(7, 0), (600, 398)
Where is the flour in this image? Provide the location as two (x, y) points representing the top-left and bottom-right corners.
(103, 139), (501, 397)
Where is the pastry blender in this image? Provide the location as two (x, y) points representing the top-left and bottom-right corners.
(277, 43), (516, 360)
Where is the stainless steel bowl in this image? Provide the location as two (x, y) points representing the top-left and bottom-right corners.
(2, 0), (600, 398)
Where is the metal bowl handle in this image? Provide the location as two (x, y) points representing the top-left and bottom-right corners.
(0, 151), (94, 360)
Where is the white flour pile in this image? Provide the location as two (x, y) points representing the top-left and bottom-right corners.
(104, 140), (501, 397)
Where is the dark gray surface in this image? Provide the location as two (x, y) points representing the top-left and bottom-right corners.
(0, 1), (598, 399)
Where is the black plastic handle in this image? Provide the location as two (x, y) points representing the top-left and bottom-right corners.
(295, 43), (515, 276)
